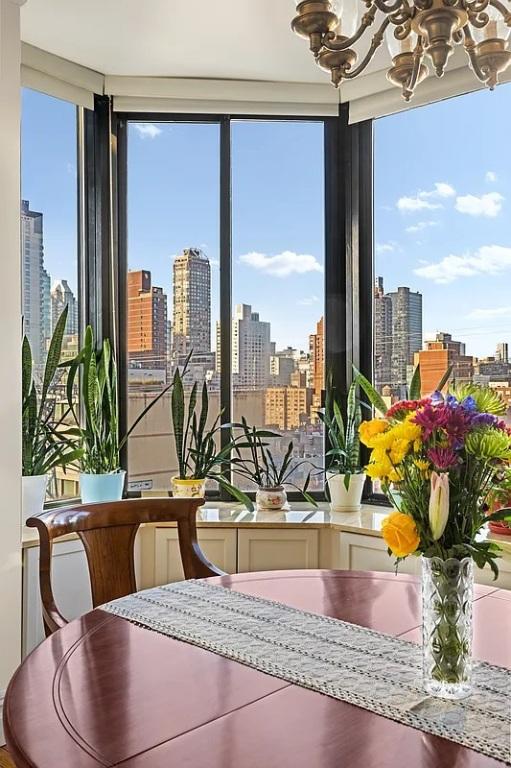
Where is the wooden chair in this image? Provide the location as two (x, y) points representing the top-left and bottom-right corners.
(27, 497), (225, 636)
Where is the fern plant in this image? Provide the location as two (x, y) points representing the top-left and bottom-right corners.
(22, 305), (82, 476)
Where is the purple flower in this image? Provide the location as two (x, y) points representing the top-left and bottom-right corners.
(413, 404), (449, 439)
(461, 395), (477, 412)
(472, 413), (499, 428)
(443, 405), (473, 445)
(430, 391), (445, 406)
(427, 447), (459, 470)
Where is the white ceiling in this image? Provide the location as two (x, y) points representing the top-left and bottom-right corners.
(20, 0), (390, 82)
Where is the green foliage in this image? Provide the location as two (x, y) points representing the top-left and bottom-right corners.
(22, 306), (82, 476)
(66, 326), (120, 474)
(229, 417), (318, 506)
(317, 372), (362, 489)
(451, 383), (507, 416)
(353, 367), (388, 415)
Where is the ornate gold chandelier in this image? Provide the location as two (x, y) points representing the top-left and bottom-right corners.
(292, 0), (511, 100)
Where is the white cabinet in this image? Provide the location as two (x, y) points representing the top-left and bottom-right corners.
(23, 539), (92, 657)
(339, 532), (420, 576)
(154, 527), (237, 584)
(338, 531), (511, 589)
(237, 528), (319, 573)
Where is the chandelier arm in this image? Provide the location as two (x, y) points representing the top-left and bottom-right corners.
(488, 0), (511, 23)
(321, 6), (377, 50)
(406, 36), (426, 93)
(462, 26), (489, 81)
(372, 0), (406, 14)
(339, 17), (391, 78)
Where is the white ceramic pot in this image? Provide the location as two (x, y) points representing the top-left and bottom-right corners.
(326, 472), (366, 512)
(171, 477), (206, 499)
(22, 474), (48, 524)
(256, 486), (287, 511)
(80, 470), (126, 504)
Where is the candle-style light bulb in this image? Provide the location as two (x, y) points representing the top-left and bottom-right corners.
(472, 5), (511, 43)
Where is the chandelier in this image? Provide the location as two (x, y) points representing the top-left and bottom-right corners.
(291, 0), (511, 100)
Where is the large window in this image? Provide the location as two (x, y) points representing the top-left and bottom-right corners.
(124, 117), (326, 495)
(21, 89), (79, 500)
(231, 120), (325, 491)
(126, 121), (220, 491)
(374, 85), (511, 413)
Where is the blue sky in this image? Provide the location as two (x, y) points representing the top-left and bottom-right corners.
(22, 84), (511, 358)
(375, 82), (511, 358)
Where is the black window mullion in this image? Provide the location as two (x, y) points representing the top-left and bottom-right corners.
(219, 116), (233, 497)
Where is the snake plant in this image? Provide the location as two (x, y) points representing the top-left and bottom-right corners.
(22, 305), (82, 476)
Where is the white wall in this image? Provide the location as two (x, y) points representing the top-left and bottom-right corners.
(0, 0), (24, 744)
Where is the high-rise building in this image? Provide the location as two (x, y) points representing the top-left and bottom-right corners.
(51, 279), (78, 337)
(496, 343), (509, 363)
(374, 277), (393, 392)
(270, 347), (297, 386)
(309, 317), (324, 399)
(222, 303), (271, 389)
(172, 247), (211, 357)
(265, 386), (312, 431)
(128, 269), (168, 371)
(389, 286), (422, 396)
(21, 200), (49, 364)
(414, 332), (473, 396)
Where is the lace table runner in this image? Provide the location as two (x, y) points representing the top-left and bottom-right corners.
(103, 580), (511, 765)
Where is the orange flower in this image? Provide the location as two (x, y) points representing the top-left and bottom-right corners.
(381, 511), (420, 558)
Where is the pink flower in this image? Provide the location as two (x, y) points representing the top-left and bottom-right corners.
(427, 447), (459, 470)
(413, 405), (449, 439)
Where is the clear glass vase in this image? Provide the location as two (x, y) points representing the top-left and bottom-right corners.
(421, 555), (473, 700)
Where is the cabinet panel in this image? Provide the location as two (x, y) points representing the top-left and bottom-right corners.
(154, 528), (237, 584)
(237, 529), (319, 573)
(339, 532), (420, 575)
(23, 540), (92, 657)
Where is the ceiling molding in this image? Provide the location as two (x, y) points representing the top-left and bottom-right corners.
(21, 42), (103, 95)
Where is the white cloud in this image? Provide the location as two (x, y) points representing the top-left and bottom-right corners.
(455, 192), (503, 218)
(405, 220), (438, 234)
(414, 244), (511, 284)
(468, 306), (511, 320)
(132, 123), (163, 140)
(239, 251), (323, 278)
(397, 182), (455, 213)
(375, 242), (396, 254)
(298, 295), (320, 306)
(485, 171), (497, 183)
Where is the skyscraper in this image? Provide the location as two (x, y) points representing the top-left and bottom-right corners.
(172, 247), (211, 357)
(309, 317), (324, 399)
(229, 303), (271, 389)
(389, 286), (423, 396)
(496, 343), (509, 363)
(51, 279), (78, 337)
(21, 200), (49, 364)
(128, 270), (168, 371)
(374, 277), (393, 392)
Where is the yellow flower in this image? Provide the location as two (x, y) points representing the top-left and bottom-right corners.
(381, 511), (420, 558)
(392, 420), (422, 443)
(365, 448), (394, 479)
(359, 419), (389, 448)
(388, 468), (403, 483)
(390, 438), (411, 465)
(414, 459), (431, 477)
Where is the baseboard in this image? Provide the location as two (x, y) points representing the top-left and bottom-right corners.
(0, 688), (5, 745)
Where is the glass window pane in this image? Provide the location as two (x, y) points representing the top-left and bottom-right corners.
(21, 89), (79, 501)
(230, 120), (325, 493)
(126, 122), (220, 493)
(374, 85), (511, 412)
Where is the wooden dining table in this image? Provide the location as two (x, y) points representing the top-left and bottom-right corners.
(4, 569), (511, 768)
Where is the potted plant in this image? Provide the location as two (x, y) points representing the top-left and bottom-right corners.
(66, 327), (184, 503)
(317, 373), (365, 512)
(22, 306), (82, 521)
(229, 418), (318, 511)
(169, 367), (258, 508)
(359, 384), (511, 700)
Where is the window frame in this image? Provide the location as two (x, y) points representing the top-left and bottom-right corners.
(83, 102), (375, 502)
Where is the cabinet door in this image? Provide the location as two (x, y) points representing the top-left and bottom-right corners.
(23, 540), (92, 657)
(339, 532), (421, 576)
(237, 529), (319, 573)
(154, 527), (237, 584)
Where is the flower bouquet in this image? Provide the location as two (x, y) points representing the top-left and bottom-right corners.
(359, 385), (511, 699)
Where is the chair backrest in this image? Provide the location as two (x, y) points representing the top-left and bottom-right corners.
(27, 497), (224, 636)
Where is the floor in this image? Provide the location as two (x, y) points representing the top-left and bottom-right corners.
(0, 747), (14, 768)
